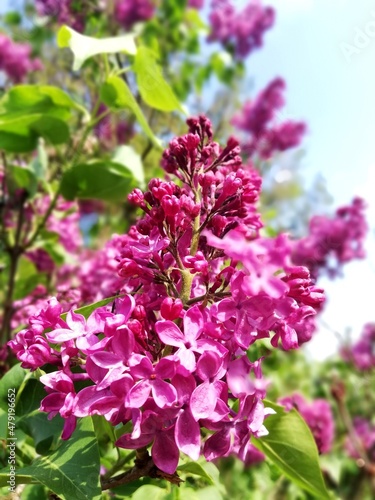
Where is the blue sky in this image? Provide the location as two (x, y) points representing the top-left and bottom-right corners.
(248, 0), (375, 358)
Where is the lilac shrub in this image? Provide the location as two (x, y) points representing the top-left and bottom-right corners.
(342, 323), (375, 371)
(208, 0), (275, 59)
(9, 116), (324, 474)
(280, 393), (335, 454)
(232, 77), (306, 158)
(292, 197), (367, 280)
(114, 0), (155, 30)
(0, 34), (42, 83)
(345, 417), (375, 462)
(35, 0), (86, 31)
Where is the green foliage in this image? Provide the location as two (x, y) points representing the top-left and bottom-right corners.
(100, 75), (162, 148)
(253, 401), (331, 499)
(133, 46), (185, 113)
(1, 418), (101, 499)
(0, 85), (80, 152)
(61, 160), (136, 201)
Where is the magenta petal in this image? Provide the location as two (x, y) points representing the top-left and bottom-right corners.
(125, 380), (151, 408)
(196, 351), (221, 381)
(61, 415), (77, 440)
(175, 408), (201, 460)
(155, 357), (176, 379)
(190, 382), (217, 420)
(46, 328), (82, 342)
(151, 379), (177, 408)
(66, 310), (86, 331)
(155, 321), (184, 347)
(116, 432), (153, 450)
(130, 356), (153, 379)
(90, 351), (122, 368)
(176, 347), (196, 373)
(203, 428), (231, 461)
(183, 306), (203, 343)
(111, 326), (135, 361)
(152, 430), (179, 474)
(40, 393), (66, 413)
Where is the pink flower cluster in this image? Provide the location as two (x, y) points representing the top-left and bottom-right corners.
(345, 417), (375, 462)
(292, 197), (367, 280)
(279, 393), (335, 454)
(232, 78), (306, 158)
(342, 323), (375, 371)
(114, 0), (155, 30)
(0, 34), (42, 83)
(208, 0), (275, 59)
(35, 0), (86, 31)
(9, 116), (324, 474)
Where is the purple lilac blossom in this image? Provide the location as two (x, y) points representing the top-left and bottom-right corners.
(292, 197), (367, 280)
(114, 0), (155, 29)
(9, 116), (325, 474)
(345, 417), (375, 462)
(341, 323), (375, 371)
(0, 34), (42, 83)
(232, 78), (306, 158)
(208, 0), (275, 59)
(35, 0), (86, 31)
(279, 393), (335, 454)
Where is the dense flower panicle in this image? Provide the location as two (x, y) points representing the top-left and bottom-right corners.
(9, 116), (325, 474)
(345, 417), (375, 462)
(35, 0), (86, 31)
(115, 0), (155, 29)
(232, 78), (306, 158)
(208, 0), (275, 59)
(342, 323), (375, 371)
(188, 0), (204, 8)
(292, 197), (368, 280)
(279, 394), (335, 454)
(0, 34), (42, 83)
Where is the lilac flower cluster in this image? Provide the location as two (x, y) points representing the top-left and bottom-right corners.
(232, 78), (306, 158)
(345, 417), (375, 462)
(342, 323), (375, 371)
(35, 0), (86, 31)
(114, 0), (155, 30)
(208, 0), (275, 59)
(279, 393), (335, 454)
(292, 197), (367, 280)
(0, 34), (42, 83)
(9, 116), (324, 474)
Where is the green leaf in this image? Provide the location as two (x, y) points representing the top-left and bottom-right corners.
(57, 25), (136, 71)
(0, 85), (79, 152)
(100, 75), (162, 149)
(15, 418), (101, 500)
(60, 295), (120, 321)
(177, 462), (214, 485)
(60, 160), (135, 202)
(0, 85), (79, 116)
(131, 485), (169, 500)
(252, 400), (331, 499)
(13, 258), (45, 301)
(0, 471), (34, 487)
(21, 484), (48, 500)
(16, 379), (64, 455)
(0, 364), (28, 412)
(112, 145), (145, 188)
(133, 46), (185, 113)
(0, 115), (70, 152)
(6, 165), (38, 198)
